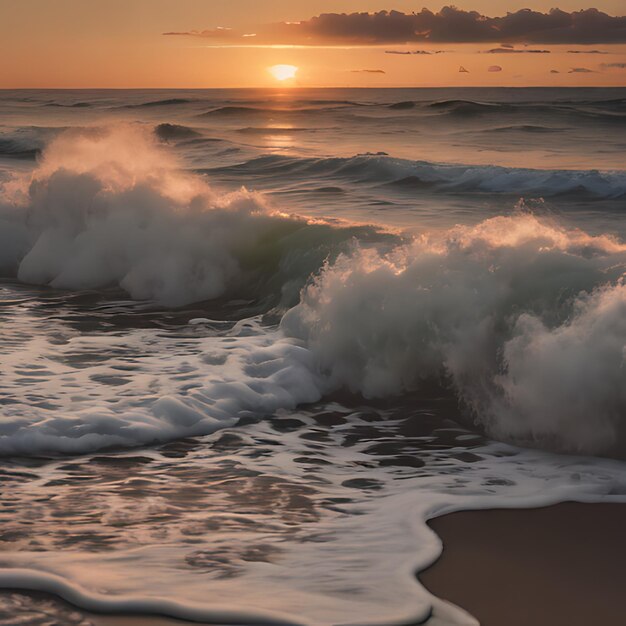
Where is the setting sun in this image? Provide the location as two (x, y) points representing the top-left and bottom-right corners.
(268, 64), (298, 81)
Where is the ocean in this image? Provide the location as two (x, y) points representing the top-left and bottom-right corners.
(0, 87), (625, 625)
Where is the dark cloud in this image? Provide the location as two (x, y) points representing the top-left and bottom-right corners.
(488, 65), (503, 72)
(567, 49), (608, 53)
(550, 69), (561, 73)
(350, 69), (386, 73)
(601, 62), (626, 68)
(459, 66), (470, 73)
(163, 27), (233, 37)
(385, 49), (446, 55)
(568, 67), (596, 72)
(165, 8), (626, 45)
(483, 47), (550, 53)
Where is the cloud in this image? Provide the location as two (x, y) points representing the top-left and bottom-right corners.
(459, 66), (470, 73)
(385, 49), (446, 55)
(568, 67), (596, 72)
(488, 65), (503, 72)
(484, 47), (550, 53)
(165, 8), (626, 45)
(550, 69), (561, 73)
(601, 62), (626, 68)
(350, 69), (386, 73)
(567, 49), (608, 53)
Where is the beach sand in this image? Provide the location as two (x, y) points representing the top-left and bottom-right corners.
(3, 502), (625, 625)
(420, 502), (626, 626)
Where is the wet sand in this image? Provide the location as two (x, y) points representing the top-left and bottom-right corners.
(4, 502), (626, 625)
(89, 618), (204, 626)
(420, 502), (626, 626)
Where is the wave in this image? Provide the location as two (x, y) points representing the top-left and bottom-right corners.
(208, 154), (626, 199)
(577, 98), (626, 112)
(421, 98), (626, 122)
(236, 126), (314, 134)
(199, 104), (349, 117)
(154, 123), (202, 141)
(429, 99), (503, 115)
(388, 101), (417, 110)
(282, 216), (626, 455)
(0, 126), (388, 307)
(199, 106), (273, 117)
(123, 98), (193, 108)
(482, 124), (568, 134)
(0, 127), (64, 160)
(0, 125), (624, 458)
(0, 138), (40, 160)
(44, 102), (92, 108)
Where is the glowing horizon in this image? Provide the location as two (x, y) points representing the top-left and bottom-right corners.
(0, 2), (624, 88)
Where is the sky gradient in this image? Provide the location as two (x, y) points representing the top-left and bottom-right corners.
(1, 1), (625, 87)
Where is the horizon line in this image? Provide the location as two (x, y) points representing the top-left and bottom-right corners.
(1, 84), (626, 90)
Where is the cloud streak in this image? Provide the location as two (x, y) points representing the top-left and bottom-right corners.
(483, 47), (550, 53)
(165, 8), (626, 45)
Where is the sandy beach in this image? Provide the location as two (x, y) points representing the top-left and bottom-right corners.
(420, 502), (626, 626)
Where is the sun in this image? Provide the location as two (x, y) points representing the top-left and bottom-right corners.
(268, 64), (298, 81)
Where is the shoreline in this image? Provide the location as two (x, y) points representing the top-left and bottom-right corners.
(1, 502), (626, 625)
(420, 502), (626, 626)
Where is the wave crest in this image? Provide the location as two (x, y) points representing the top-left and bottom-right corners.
(282, 214), (626, 454)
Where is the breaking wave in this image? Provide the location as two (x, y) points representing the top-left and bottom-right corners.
(282, 218), (626, 454)
(0, 125), (387, 307)
(0, 125), (625, 457)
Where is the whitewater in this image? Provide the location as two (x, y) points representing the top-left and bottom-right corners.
(0, 87), (625, 625)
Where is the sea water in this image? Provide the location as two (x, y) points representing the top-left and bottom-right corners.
(0, 87), (625, 625)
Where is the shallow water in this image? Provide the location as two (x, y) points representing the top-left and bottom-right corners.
(0, 87), (625, 625)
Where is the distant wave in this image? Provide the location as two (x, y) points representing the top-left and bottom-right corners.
(208, 154), (626, 199)
(199, 106), (275, 117)
(293, 99), (365, 107)
(577, 97), (626, 111)
(424, 99), (514, 118)
(199, 105), (349, 117)
(0, 138), (40, 160)
(376, 98), (626, 121)
(154, 123), (201, 141)
(123, 98), (193, 108)
(388, 101), (417, 110)
(44, 102), (92, 108)
(236, 126), (314, 134)
(482, 125), (567, 134)
(0, 127), (69, 161)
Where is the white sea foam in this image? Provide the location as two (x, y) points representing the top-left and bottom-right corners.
(0, 126), (624, 457)
(0, 125), (319, 306)
(282, 214), (626, 454)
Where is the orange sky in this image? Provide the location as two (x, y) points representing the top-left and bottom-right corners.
(0, 1), (625, 88)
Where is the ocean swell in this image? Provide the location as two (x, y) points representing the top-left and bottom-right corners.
(208, 154), (626, 199)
